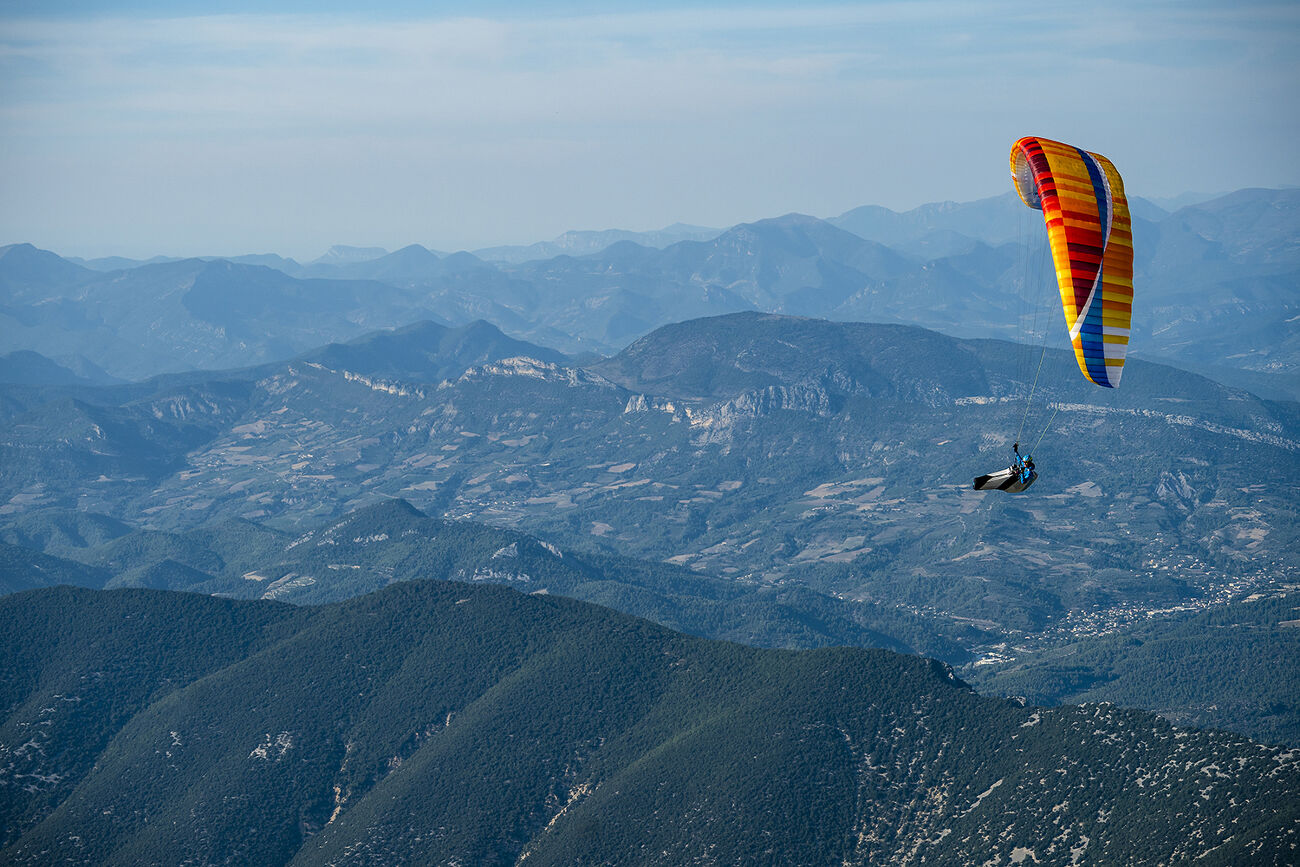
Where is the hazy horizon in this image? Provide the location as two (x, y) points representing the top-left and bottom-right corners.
(0, 185), (1257, 265)
(3, 1), (1297, 260)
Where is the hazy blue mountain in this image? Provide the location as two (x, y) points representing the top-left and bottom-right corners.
(298, 243), (446, 283)
(1130, 188), (1300, 387)
(1125, 195), (1172, 222)
(1141, 188), (1299, 272)
(50, 354), (123, 385)
(675, 213), (914, 309)
(496, 214), (916, 346)
(825, 188), (1297, 395)
(0, 254), (452, 379)
(1, 582), (1294, 865)
(830, 192), (1029, 248)
(1145, 190), (1232, 211)
(308, 244), (389, 265)
(65, 254), (183, 271)
(0, 242), (96, 301)
(216, 214), (938, 355)
(0, 350), (113, 387)
(297, 319), (568, 384)
(831, 192), (1167, 249)
(224, 252), (304, 273)
(475, 222), (723, 263)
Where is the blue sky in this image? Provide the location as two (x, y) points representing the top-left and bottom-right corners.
(1, 1), (1296, 259)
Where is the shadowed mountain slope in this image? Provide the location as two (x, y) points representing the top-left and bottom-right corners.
(1, 582), (1296, 865)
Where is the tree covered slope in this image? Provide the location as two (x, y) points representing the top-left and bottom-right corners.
(1, 583), (1296, 865)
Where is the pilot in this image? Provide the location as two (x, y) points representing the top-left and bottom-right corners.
(1012, 442), (1035, 484)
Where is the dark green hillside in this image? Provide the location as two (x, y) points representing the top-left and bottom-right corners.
(84, 518), (289, 589)
(968, 591), (1300, 746)
(0, 586), (308, 849)
(0, 541), (108, 594)
(0, 510), (131, 554)
(1, 583), (1296, 865)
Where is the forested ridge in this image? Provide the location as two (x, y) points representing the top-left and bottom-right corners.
(2, 583), (1296, 865)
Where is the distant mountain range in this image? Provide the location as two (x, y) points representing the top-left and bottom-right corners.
(4, 187), (1295, 398)
(2, 581), (1295, 865)
(2, 313), (1292, 596)
(0, 247), (457, 380)
(1, 313), (1295, 747)
(473, 221), (724, 263)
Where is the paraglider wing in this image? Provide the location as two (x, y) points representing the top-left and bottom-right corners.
(1011, 136), (1133, 387)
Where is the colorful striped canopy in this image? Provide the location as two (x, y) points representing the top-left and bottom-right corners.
(1011, 136), (1133, 388)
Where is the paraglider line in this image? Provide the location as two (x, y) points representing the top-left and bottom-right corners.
(1015, 343), (1048, 445)
(1031, 403), (1061, 454)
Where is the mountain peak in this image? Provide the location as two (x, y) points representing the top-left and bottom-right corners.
(384, 319), (453, 340)
(0, 349), (99, 386)
(762, 212), (822, 225)
(388, 243), (438, 260)
(0, 242), (95, 297)
(594, 313), (985, 402)
(439, 250), (488, 271)
(352, 497), (426, 521)
(311, 244), (388, 265)
(296, 318), (565, 385)
(0, 241), (39, 257)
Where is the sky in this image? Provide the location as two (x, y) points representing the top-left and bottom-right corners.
(1, 1), (1297, 260)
